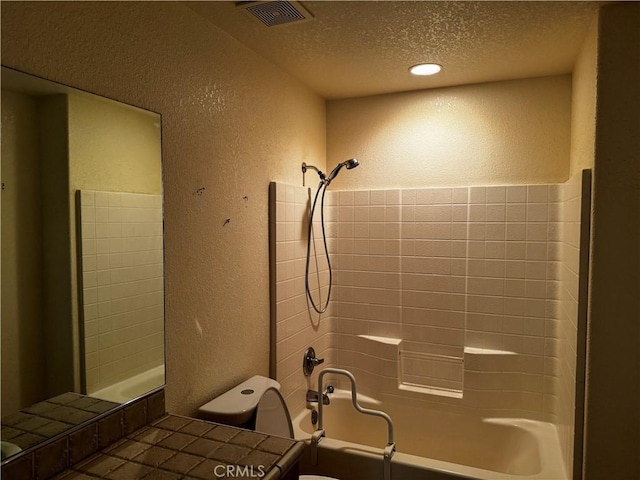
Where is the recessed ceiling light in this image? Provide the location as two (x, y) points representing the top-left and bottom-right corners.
(409, 63), (442, 76)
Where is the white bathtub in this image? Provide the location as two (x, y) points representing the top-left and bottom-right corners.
(293, 390), (567, 480)
(89, 365), (165, 404)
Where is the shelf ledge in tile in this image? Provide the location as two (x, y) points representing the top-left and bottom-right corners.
(398, 383), (463, 399)
(463, 347), (517, 355)
(357, 334), (402, 345)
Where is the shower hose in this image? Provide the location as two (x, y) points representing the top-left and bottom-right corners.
(305, 180), (332, 314)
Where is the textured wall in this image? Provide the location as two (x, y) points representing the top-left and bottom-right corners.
(327, 75), (571, 190)
(68, 95), (162, 195)
(1, 2), (326, 415)
(570, 17), (597, 177)
(1, 90), (46, 414)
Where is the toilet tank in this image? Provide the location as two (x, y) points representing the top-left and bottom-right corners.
(198, 375), (280, 427)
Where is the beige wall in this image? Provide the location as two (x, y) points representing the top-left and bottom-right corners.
(570, 17), (598, 176)
(584, 4), (640, 479)
(327, 75), (572, 190)
(1, 90), (46, 414)
(1, 1), (326, 416)
(68, 94), (162, 195)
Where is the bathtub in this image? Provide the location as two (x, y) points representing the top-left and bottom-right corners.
(293, 390), (567, 480)
(89, 365), (165, 404)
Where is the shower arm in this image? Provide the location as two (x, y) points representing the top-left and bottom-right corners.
(302, 162), (326, 186)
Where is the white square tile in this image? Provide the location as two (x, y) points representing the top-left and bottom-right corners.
(451, 223), (467, 240)
(82, 222), (96, 240)
(507, 186), (527, 203)
(432, 188), (452, 204)
(526, 224), (548, 241)
(452, 187), (468, 204)
(469, 224), (486, 240)
(506, 242), (526, 260)
(339, 191), (354, 206)
(469, 187), (486, 204)
(451, 205), (468, 222)
(469, 205), (486, 222)
(385, 206), (400, 222)
(385, 189), (401, 205)
(486, 224), (506, 241)
(370, 190), (385, 205)
(507, 205), (526, 222)
(95, 192), (110, 207)
(370, 206), (385, 222)
(527, 204), (549, 222)
(415, 189), (433, 205)
(80, 190), (95, 206)
(526, 242), (548, 261)
(82, 239), (97, 255)
(401, 189), (417, 205)
(527, 185), (549, 203)
(107, 192), (122, 207)
(354, 190), (369, 206)
(83, 255), (97, 272)
(486, 186), (506, 204)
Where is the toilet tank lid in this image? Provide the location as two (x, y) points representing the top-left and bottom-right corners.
(198, 375), (281, 417)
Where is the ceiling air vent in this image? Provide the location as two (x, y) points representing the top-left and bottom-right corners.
(238, 1), (314, 27)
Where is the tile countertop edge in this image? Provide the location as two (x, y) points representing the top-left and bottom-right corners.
(166, 413), (306, 479)
(274, 441), (305, 477)
(4, 410), (307, 480)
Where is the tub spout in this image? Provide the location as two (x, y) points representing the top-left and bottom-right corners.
(306, 386), (333, 405)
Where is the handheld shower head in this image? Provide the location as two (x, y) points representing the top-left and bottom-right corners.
(344, 158), (359, 169)
(326, 158), (359, 184)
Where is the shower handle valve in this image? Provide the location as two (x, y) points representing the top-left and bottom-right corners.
(303, 347), (324, 376)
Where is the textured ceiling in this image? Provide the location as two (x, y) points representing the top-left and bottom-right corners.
(185, 1), (601, 99)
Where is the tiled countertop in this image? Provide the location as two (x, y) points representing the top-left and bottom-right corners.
(51, 414), (303, 480)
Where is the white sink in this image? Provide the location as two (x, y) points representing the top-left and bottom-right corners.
(1, 441), (22, 460)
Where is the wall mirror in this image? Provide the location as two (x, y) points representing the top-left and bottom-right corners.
(1, 66), (165, 462)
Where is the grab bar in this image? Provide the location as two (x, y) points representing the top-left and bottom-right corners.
(313, 368), (396, 480)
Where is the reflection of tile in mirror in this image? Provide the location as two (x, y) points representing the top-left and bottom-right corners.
(1, 393), (119, 451)
(78, 190), (164, 402)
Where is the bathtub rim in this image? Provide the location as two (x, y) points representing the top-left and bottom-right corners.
(89, 364), (165, 404)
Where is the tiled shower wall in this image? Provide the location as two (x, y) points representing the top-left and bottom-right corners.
(328, 184), (563, 419)
(272, 175), (589, 432)
(272, 183), (333, 417)
(79, 190), (164, 395)
(557, 172), (590, 478)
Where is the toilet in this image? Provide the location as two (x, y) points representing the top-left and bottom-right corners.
(198, 375), (338, 480)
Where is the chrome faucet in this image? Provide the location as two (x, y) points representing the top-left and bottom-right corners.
(306, 385), (334, 405)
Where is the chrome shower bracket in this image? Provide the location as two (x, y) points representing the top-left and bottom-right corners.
(301, 162), (326, 187)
